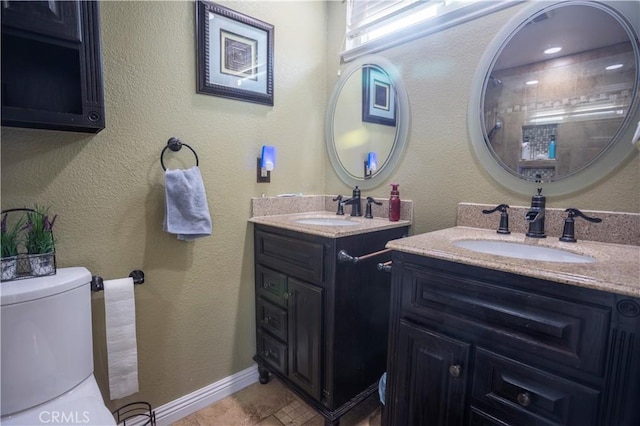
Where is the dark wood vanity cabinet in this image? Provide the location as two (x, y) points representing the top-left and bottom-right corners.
(1, 0), (105, 133)
(384, 252), (640, 426)
(254, 224), (408, 425)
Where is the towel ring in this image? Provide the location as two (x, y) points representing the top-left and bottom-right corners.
(160, 137), (199, 171)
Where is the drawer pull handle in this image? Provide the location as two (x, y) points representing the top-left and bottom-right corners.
(517, 392), (532, 407)
(449, 364), (461, 377)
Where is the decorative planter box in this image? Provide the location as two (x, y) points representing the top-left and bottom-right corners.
(1, 208), (57, 282)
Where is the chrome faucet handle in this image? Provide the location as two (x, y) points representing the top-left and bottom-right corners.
(482, 204), (510, 234)
(332, 195), (344, 215)
(559, 208), (602, 242)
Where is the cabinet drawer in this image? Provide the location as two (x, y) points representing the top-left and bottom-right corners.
(256, 265), (288, 308)
(256, 230), (324, 284)
(402, 266), (610, 375)
(469, 408), (509, 426)
(257, 330), (287, 376)
(472, 348), (600, 426)
(257, 297), (287, 342)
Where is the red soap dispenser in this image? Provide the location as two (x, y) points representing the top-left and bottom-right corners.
(389, 184), (401, 221)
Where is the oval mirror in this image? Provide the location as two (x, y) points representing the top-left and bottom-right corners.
(326, 55), (410, 190)
(469, 1), (640, 196)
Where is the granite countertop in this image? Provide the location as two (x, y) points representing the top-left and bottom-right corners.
(386, 226), (640, 298)
(249, 211), (411, 238)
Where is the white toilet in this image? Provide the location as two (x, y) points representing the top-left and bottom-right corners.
(1, 267), (116, 425)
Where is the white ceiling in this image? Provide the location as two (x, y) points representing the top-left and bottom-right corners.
(493, 3), (635, 71)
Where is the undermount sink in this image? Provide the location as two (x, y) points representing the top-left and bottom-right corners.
(453, 240), (596, 263)
(294, 217), (358, 226)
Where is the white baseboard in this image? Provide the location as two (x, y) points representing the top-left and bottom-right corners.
(125, 364), (259, 426)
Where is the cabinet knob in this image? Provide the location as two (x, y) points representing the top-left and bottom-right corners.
(449, 364), (461, 377)
(517, 392), (532, 407)
(283, 292), (290, 300)
(263, 317), (270, 324)
(263, 282), (269, 289)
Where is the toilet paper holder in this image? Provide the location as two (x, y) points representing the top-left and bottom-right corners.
(91, 270), (145, 292)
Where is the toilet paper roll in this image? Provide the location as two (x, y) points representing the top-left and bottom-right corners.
(104, 277), (139, 400)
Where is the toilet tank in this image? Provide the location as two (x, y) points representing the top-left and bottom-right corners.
(1, 267), (94, 416)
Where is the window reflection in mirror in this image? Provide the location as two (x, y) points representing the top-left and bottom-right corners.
(482, 2), (638, 182)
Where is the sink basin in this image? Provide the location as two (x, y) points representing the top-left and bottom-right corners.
(453, 240), (595, 263)
(294, 217), (358, 226)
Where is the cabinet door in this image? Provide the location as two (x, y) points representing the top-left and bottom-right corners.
(288, 278), (323, 401)
(1, 1), (81, 42)
(391, 320), (470, 426)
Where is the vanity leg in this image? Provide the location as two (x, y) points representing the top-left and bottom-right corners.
(258, 365), (270, 385)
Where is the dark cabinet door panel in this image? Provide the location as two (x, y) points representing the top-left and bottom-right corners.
(472, 348), (600, 426)
(2, 0), (81, 42)
(392, 320), (470, 426)
(288, 278), (323, 401)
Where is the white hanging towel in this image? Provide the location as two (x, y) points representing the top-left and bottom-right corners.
(163, 166), (212, 240)
(104, 277), (139, 400)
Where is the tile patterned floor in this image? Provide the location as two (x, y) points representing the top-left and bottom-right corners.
(172, 377), (381, 426)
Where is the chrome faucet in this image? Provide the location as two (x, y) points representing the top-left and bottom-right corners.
(341, 186), (362, 217)
(525, 188), (546, 238)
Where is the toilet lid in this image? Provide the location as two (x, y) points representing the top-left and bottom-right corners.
(0, 376), (116, 426)
(0, 267), (91, 306)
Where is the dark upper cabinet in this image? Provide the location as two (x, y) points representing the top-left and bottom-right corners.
(1, 0), (105, 133)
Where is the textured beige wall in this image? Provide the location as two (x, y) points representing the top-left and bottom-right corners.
(325, 2), (640, 235)
(1, 1), (327, 410)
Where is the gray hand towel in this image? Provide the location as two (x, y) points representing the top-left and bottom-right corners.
(163, 166), (212, 240)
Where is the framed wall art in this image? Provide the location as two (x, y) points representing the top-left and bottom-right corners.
(196, 1), (274, 106)
(362, 66), (396, 126)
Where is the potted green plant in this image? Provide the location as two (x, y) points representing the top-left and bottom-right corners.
(1, 212), (24, 281)
(24, 206), (57, 276)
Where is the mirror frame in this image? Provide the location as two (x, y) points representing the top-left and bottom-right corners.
(326, 55), (410, 190)
(468, 1), (640, 196)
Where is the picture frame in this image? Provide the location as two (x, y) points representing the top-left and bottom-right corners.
(362, 66), (396, 126)
(196, 0), (274, 106)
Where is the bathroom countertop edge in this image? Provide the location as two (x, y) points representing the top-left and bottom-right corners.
(386, 226), (640, 298)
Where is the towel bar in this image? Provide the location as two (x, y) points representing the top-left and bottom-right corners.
(338, 248), (391, 264)
(91, 269), (145, 292)
(160, 137), (199, 171)
(377, 261), (392, 273)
